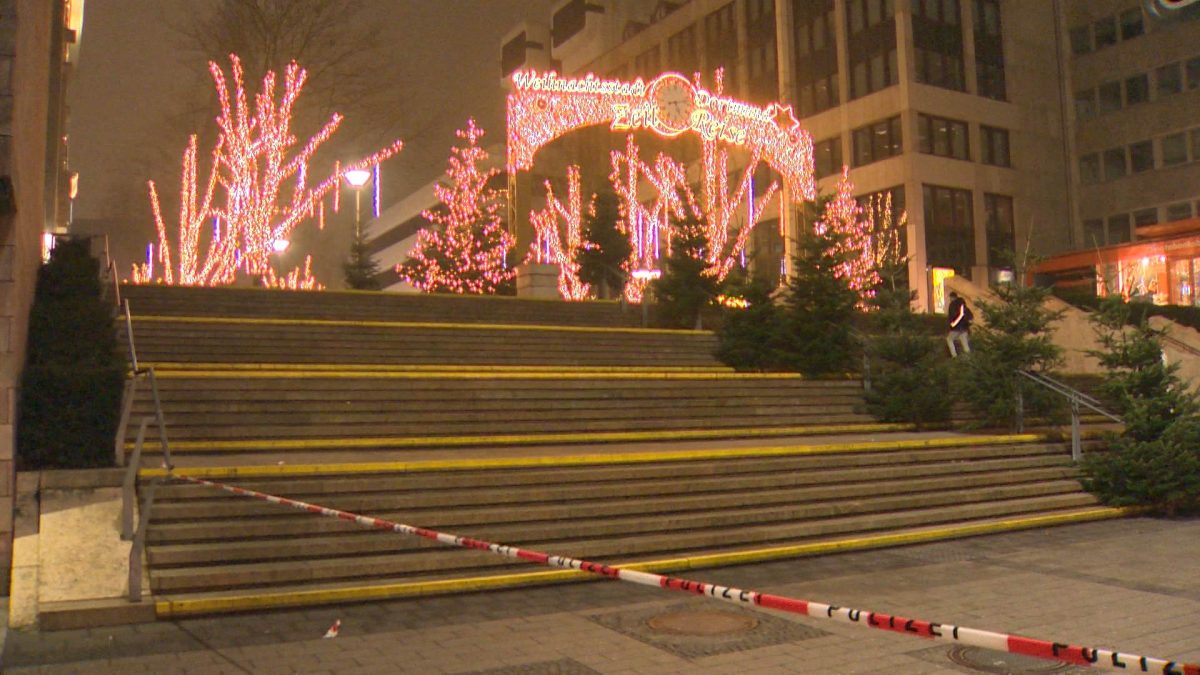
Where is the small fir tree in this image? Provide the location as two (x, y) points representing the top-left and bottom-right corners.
(398, 119), (515, 294)
(1081, 296), (1200, 514)
(343, 224), (381, 290)
(864, 284), (952, 427)
(715, 271), (781, 371)
(651, 216), (720, 329)
(953, 264), (1065, 431)
(773, 223), (860, 375)
(576, 191), (632, 299)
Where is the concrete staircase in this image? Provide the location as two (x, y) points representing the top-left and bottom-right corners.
(116, 284), (1118, 617)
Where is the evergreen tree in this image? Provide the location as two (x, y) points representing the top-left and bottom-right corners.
(773, 223), (860, 375)
(343, 223), (381, 290)
(864, 284), (951, 427)
(953, 269), (1065, 431)
(715, 271), (781, 371)
(651, 216), (719, 329)
(1086, 296), (1197, 441)
(576, 191), (631, 299)
(1082, 299), (1200, 514)
(398, 119), (515, 294)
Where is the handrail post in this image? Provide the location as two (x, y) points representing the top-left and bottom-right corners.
(1070, 395), (1082, 462)
(124, 300), (139, 373)
(114, 375), (140, 466)
(121, 417), (153, 540)
(146, 368), (172, 471)
(1015, 383), (1024, 434)
(128, 476), (160, 603)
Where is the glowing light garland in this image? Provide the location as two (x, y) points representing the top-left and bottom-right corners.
(507, 69), (815, 200)
(131, 54), (403, 287)
(398, 119), (516, 294)
(261, 255), (324, 290)
(529, 165), (591, 300)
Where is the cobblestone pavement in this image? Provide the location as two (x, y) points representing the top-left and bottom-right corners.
(4, 517), (1198, 674)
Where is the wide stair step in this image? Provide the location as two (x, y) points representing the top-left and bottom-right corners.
(143, 439), (1107, 611)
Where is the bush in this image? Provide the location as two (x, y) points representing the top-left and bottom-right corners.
(16, 239), (124, 469)
(715, 273), (780, 371)
(1082, 417), (1200, 515)
(864, 287), (951, 427)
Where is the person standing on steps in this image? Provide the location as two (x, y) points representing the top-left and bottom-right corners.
(946, 290), (973, 358)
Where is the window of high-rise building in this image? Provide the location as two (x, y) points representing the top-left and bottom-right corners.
(1093, 16), (1117, 49)
(981, 125), (1010, 167)
(793, 0), (839, 116)
(1184, 57), (1200, 91)
(1125, 74), (1150, 106)
(1079, 154), (1100, 184)
(1129, 140), (1154, 173)
(924, 184), (975, 275)
(1190, 129), (1200, 161)
(1074, 89), (1096, 119)
(857, 185), (908, 258)
(1070, 26), (1091, 55)
(666, 25), (699, 76)
(1167, 202), (1193, 221)
(1162, 133), (1188, 166)
(705, 3), (738, 87)
(913, 0), (965, 92)
(552, 0), (590, 47)
(973, 0), (1005, 100)
(984, 193), (1014, 266)
(917, 113), (969, 160)
(852, 116), (903, 166)
(633, 46), (660, 78)
(1083, 219), (1104, 246)
(746, 0), (776, 101)
(1104, 147), (1128, 180)
(1098, 81), (1122, 113)
(1107, 214), (1131, 244)
(1120, 8), (1144, 40)
(1157, 62), (1183, 97)
(1134, 208), (1159, 227)
(814, 136), (843, 179)
(847, 0), (898, 99)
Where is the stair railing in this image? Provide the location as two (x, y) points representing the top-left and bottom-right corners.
(1015, 369), (1122, 462)
(116, 299), (174, 602)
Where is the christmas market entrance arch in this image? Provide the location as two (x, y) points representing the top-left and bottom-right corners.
(505, 69), (818, 282)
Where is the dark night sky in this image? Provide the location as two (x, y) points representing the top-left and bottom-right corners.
(68, 0), (554, 277)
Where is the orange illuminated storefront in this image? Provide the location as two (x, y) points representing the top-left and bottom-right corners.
(1035, 218), (1200, 307)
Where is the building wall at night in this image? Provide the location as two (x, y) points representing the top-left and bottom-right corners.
(499, 0), (1079, 311)
(0, 0), (81, 585)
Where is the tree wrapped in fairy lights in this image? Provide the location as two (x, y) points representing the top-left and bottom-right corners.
(529, 164), (591, 300)
(815, 167), (879, 305)
(131, 54), (403, 287)
(399, 119), (516, 294)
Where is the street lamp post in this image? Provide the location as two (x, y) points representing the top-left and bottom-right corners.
(343, 168), (372, 240)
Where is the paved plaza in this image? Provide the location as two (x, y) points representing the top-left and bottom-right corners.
(3, 517), (1198, 674)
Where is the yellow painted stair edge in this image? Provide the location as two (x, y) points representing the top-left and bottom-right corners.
(154, 506), (1135, 618)
(140, 432), (1059, 479)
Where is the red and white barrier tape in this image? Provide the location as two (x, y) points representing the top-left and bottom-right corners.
(176, 475), (1199, 674)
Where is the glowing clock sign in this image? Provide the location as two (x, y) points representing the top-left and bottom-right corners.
(507, 70), (816, 201)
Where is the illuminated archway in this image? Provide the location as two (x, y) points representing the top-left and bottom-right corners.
(506, 70), (816, 201)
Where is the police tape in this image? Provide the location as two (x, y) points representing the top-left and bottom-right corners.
(175, 474), (1199, 674)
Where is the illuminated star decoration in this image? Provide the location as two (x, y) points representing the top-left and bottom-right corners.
(131, 54), (403, 287)
(530, 164), (592, 301)
(398, 119), (517, 294)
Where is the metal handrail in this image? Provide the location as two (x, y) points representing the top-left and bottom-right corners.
(1016, 369), (1122, 462)
(115, 299), (174, 603)
(128, 476), (161, 603)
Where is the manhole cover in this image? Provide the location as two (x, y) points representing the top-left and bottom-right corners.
(645, 609), (758, 636)
(947, 645), (1076, 674)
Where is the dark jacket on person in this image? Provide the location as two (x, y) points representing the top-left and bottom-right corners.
(948, 297), (972, 331)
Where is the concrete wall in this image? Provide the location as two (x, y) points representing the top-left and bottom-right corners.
(0, 0), (55, 588)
